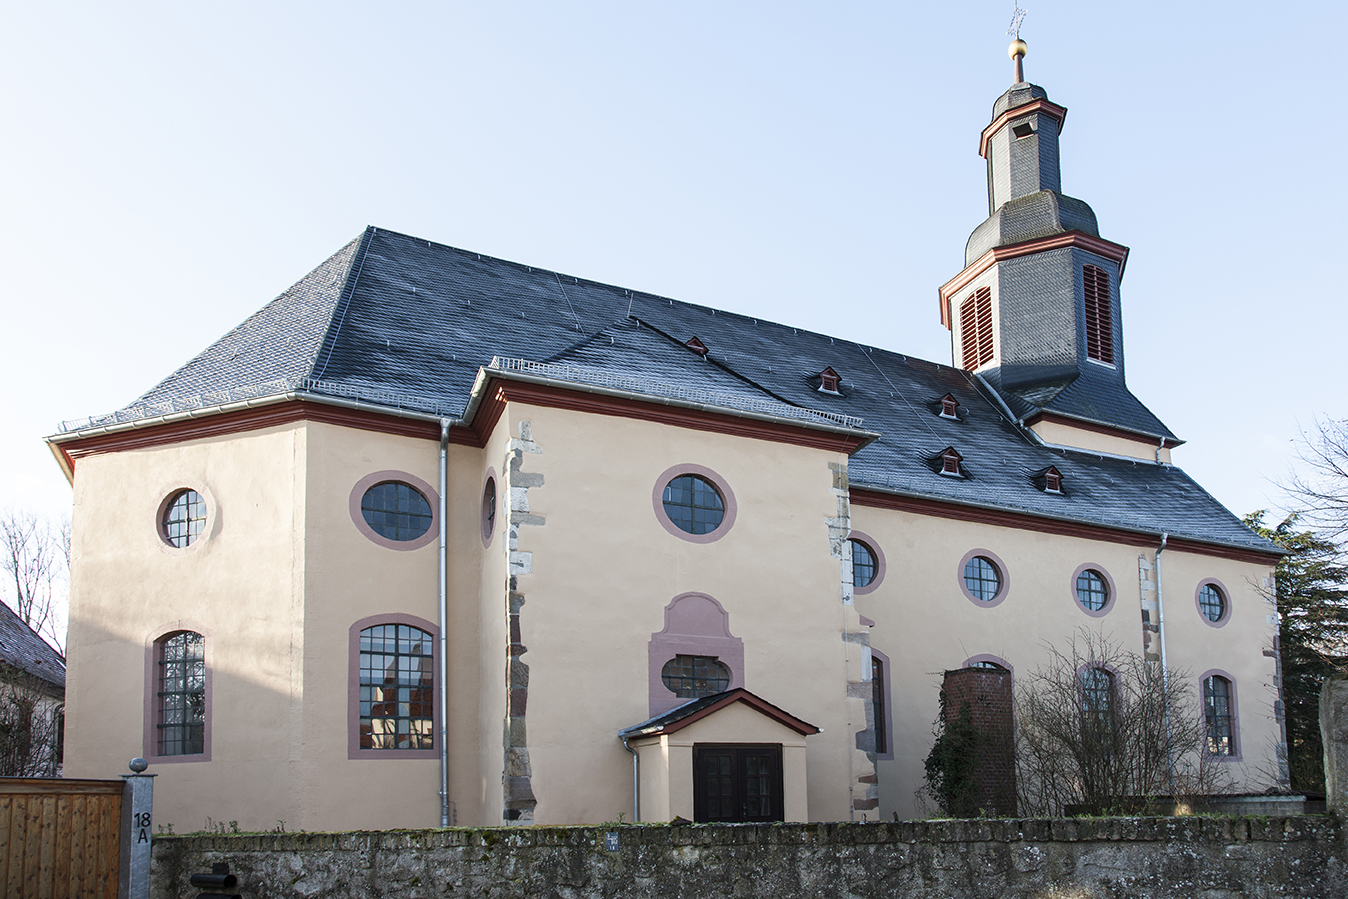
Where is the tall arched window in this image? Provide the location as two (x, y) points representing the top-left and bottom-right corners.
(157, 631), (205, 756)
(349, 615), (440, 759)
(1203, 674), (1237, 757)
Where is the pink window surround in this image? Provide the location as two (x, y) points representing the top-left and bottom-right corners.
(154, 479), (217, 556)
(348, 613), (441, 760)
(849, 530), (887, 596)
(871, 647), (895, 761)
(349, 470), (441, 552)
(481, 467), (498, 549)
(1194, 577), (1232, 628)
(652, 463), (738, 544)
(1071, 563), (1117, 619)
(957, 548), (1011, 608)
(648, 593), (744, 717)
(962, 654), (1014, 674)
(143, 620), (212, 764)
(1199, 668), (1241, 761)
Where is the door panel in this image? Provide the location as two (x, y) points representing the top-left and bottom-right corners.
(693, 744), (783, 823)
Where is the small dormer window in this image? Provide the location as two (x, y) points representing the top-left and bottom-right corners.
(818, 367), (841, 395)
(1043, 466), (1063, 493)
(939, 394), (960, 420)
(1012, 121), (1035, 139)
(685, 337), (709, 356)
(940, 447), (964, 477)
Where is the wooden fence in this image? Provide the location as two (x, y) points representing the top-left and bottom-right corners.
(0, 778), (123, 899)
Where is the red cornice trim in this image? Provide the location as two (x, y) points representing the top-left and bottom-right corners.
(979, 98), (1068, 159)
(850, 488), (1280, 565)
(658, 689), (820, 737)
(1024, 411), (1182, 449)
(939, 231), (1130, 328)
(57, 402), (456, 471)
(487, 378), (872, 455)
(55, 379), (871, 472)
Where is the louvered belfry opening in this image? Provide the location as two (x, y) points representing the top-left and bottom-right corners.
(959, 287), (994, 371)
(1082, 265), (1114, 364)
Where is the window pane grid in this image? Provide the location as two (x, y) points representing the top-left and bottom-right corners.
(157, 632), (205, 756)
(963, 556), (1001, 602)
(662, 655), (730, 699)
(852, 540), (876, 588)
(163, 490), (206, 548)
(1205, 676), (1234, 755)
(1076, 570), (1108, 611)
(1081, 667), (1113, 738)
(361, 482), (433, 542)
(360, 624), (434, 750)
(662, 475), (725, 535)
(1199, 585), (1225, 622)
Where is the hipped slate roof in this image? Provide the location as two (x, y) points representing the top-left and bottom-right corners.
(0, 603), (65, 693)
(70, 226), (1273, 555)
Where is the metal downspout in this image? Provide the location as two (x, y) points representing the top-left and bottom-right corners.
(620, 736), (639, 822)
(438, 419), (450, 827)
(1155, 532), (1174, 790)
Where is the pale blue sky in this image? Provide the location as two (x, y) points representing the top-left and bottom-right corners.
(3, 2), (1345, 527)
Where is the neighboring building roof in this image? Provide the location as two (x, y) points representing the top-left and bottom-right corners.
(619, 689), (820, 739)
(59, 225), (1276, 556)
(0, 603), (65, 693)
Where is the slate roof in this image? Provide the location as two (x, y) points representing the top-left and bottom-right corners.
(66, 226), (1275, 556)
(0, 603), (65, 693)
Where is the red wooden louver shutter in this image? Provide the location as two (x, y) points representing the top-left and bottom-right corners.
(960, 287), (995, 370)
(1083, 265), (1114, 364)
(960, 295), (979, 370)
(974, 287), (994, 366)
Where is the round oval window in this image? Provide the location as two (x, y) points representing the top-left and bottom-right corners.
(481, 477), (497, 543)
(162, 489), (206, 548)
(661, 474), (725, 535)
(361, 481), (433, 542)
(963, 556), (1002, 602)
(1075, 569), (1109, 611)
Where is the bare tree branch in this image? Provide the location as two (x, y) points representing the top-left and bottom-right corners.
(0, 509), (68, 652)
(1286, 419), (1348, 540)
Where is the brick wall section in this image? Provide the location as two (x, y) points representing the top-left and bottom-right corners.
(942, 667), (1016, 816)
(151, 816), (1345, 899)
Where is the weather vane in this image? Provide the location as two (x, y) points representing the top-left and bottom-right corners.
(1007, 2), (1027, 39)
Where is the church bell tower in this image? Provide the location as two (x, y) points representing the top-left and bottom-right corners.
(938, 39), (1180, 462)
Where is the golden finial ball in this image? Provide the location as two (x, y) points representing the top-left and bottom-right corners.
(1009, 38), (1028, 60)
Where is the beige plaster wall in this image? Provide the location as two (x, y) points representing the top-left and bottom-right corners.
(64, 418), (511, 833)
(1030, 419), (1173, 463)
(632, 703), (811, 823)
(296, 421), (494, 831)
(851, 505), (1279, 819)
(500, 403), (863, 825)
(64, 424), (307, 833)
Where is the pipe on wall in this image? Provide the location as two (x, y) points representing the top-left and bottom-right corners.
(620, 736), (639, 822)
(438, 419), (451, 827)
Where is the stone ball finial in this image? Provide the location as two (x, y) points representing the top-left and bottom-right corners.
(1009, 38), (1028, 60)
(129, 757), (148, 773)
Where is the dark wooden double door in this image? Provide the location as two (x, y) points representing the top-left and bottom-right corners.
(693, 744), (784, 823)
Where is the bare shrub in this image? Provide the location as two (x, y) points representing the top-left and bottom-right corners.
(1015, 629), (1231, 816)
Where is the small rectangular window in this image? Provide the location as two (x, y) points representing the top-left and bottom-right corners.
(872, 656), (887, 754)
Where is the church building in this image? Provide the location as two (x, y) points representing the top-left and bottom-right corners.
(51, 42), (1283, 831)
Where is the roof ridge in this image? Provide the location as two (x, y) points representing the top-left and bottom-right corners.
(311, 226), (377, 381)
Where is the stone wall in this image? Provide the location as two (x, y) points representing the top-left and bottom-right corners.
(152, 816), (1344, 899)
